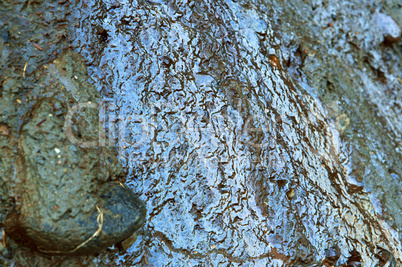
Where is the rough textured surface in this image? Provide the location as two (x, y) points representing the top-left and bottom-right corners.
(0, 0), (401, 265)
(66, 0), (401, 265)
(275, 1), (402, 248)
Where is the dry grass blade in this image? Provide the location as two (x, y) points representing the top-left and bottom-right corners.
(38, 205), (104, 254)
(2, 228), (6, 248)
(23, 58), (30, 78)
(70, 205), (104, 253)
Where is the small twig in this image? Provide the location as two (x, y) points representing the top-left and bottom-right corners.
(144, 250), (150, 266)
(38, 205), (104, 254)
(23, 58), (30, 78)
(33, 43), (43, 51)
(36, 118), (47, 126)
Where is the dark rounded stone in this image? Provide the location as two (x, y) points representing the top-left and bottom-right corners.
(4, 182), (145, 256)
(2, 51), (146, 256)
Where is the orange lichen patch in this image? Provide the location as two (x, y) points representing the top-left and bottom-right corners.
(268, 55), (281, 70)
(0, 125), (10, 136)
